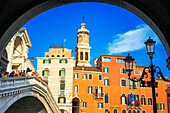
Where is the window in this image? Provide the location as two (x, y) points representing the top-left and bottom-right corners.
(140, 71), (143, 75)
(98, 102), (103, 108)
(74, 73), (79, 79)
(94, 86), (103, 98)
(132, 110), (136, 113)
(104, 93), (109, 104)
(89, 74), (92, 80)
(82, 102), (87, 108)
(156, 93), (158, 97)
(58, 97), (66, 104)
(43, 59), (51, 64)
(51, 55), (54, 57)
(142, 110), (146, 113)
(127, 94), (139, 107)
(121, 79), (126, 86)
(116, 58), (124, 63)
(42, 70), (49, 76)
(105, 109), (110, 113)
(157, 103), (159, 110)
(83, 74), (87, 79)
(137, 110), (140, 113)
(122, 110), (126, 113)
(104, 78), (110, 86)
(99, 75), (102, 80)
(134, 70), (138, 75)
(74, 85), (78, 93)
(141, 95), (146, 105)
(121, 94), (126, 104)
(148, 98), (152, 105)
(103, 57), (111, 62)
(85, 52), (88, 60)
(160, 103), (165, 110)
(57, 55), (60, 57)
(113, 109), (117, 113)
(59, 68), (65, 76)
(104, 67), (109, 73)
(62, 55), (65, 57)
(120, 68), (125, 74)
(128, 110), (131, 113)
(80, 52), (83, 60)
(88, 86), (92, 94)
(60, 82), (65, 90)
(60, 59), (67, 63)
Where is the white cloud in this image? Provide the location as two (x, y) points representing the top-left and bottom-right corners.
(108, 24), (159, 54)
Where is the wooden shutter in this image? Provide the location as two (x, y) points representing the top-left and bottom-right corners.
(108, 68), (110, 73)
(108, 79), (110, 86)
(101, 103), (103, 108)
(59, 70), (61, 76)
(64, 97), (66, 103)
(42, 71), (44, 76)
(58, 97), (60, 103)
(49, 60), (51, 63)
(43, 60), (45, 63)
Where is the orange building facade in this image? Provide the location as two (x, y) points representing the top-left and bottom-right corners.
(72, 20), (169, 113)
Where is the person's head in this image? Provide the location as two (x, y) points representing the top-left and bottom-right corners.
(12, 71), (14, 74)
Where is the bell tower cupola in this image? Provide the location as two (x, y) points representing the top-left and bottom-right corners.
(75, 17), (91, 67)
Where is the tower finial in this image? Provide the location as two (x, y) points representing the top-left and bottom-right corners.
(82, 16), (84, 22)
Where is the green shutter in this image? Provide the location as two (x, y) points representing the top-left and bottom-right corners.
(104, 79), (106, 85)
(43, 60), (45, 63)
(98, 103), (99, 108)
(64, 97), (66, 103)
(157, 103), (159, 110)
(49, 60), (51, 63)
(61, 70), (65, 76)
(58, 97), (60, 103)
(42, 71), (44, 76)
(108, 68), (110, 73)
(101, 103), (103, 108)
(108, 79), (110, 86)
(60, 83), (65, 90)
(44, 70), (48, 76)
(59, 70), (61, 76)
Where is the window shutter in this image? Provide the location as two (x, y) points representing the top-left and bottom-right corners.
(88, 87), (89, 94)
(85, 102), (87, 107)
(43, 60), (45, 63)
(58, 97), (60, 103)
(49, 60), (51, 63)
(121, 96), (122, 104)
(104, 79), (106, 85)
(108, 68), (110, 73)
(101, 103), (103, 108)
(125, 96), (127, 104)
(108, 79), (110, 86)
(98, 103), (99, 108)
(64, 97), (66, 103)
(59, 70), (61, 76)
(157, 103), (159, 110)
(163, 103), (165, 110)
(42, 71), (44, 76)
(144, 98), (146, 105)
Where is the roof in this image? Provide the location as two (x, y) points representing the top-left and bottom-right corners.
(73, 66), (101, 72)
(53, 46), (63, 48)
(135, 65), (145, 68)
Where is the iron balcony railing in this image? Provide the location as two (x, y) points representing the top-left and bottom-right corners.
(129, 85), (136, 90)
(59, 76), (65, 81)
(93, 93), (104, 99)
(59, 90), (65, 96)
(127, 103), (141, 108)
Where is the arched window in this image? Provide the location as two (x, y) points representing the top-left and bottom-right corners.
(122, 110), (126, 113)
(59, 68), (65, 76)
(113, 109), (117, 113)
(137, 110), (140, 113)
(46, 55), (49, 57)
(57, 55), (60, 57)
(62, 55), (65, 57)
(80, 52), (83, 60)
(105, 109), (110, 113)
(51, 55), (54, 57)
(85, 52), (88, 60)
(104, 93), (109, 104)
(104, 78), (110, 86)
(128, 110), (131, 113)
(141, 95), (146, 105)
(121, 94), (127, 104)
(132, 110), (136, 113)
(42, 68), (49, 81)
(142, 110), (146, 113)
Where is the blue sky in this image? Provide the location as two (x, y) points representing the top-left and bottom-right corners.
(23, 2), (170, 77)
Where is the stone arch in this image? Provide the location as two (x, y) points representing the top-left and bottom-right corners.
(1, 91), (53, 113)
(0, 1), (169, 63)
(13, 36), (24, 56)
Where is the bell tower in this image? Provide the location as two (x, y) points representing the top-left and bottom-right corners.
(75, 17), (91, 67)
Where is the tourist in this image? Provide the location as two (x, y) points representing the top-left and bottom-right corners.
(21, 70), (26, 77)
(9, 71), (14, 77)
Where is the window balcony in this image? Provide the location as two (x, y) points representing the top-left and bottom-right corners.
(59, 90), (65, 96)
(129, 85), (136, 90)
(127, 103), (141, 109)
(59, 76), (65, 81)
(93, 93), (104, 99)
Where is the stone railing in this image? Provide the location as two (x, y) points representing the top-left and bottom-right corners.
(0, 77), (61, 113)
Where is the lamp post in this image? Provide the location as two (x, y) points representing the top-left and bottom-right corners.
(124, 37), (169, 113)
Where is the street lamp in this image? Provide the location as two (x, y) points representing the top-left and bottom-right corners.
(124, 37), (169, 113)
